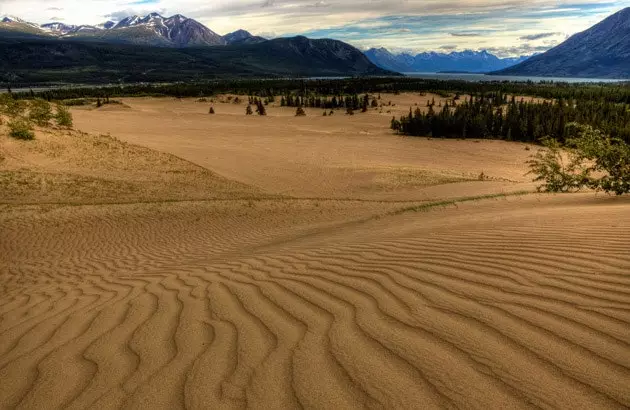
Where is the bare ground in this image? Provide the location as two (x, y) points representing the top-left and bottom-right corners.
(1, 94), (628, 409)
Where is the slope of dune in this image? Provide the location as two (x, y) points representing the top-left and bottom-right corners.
(1, 94), (629, 409)
(0, 124), (261, 204)
(1, 194), (629, 409)
(71, 95), (538, 201)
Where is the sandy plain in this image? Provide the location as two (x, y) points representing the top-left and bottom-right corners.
(1, 93), (629, 409)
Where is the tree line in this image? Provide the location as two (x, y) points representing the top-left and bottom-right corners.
(10, 78), (630, 105)
(391, 94), (630, 144)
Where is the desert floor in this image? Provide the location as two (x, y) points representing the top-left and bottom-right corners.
(1, 94), (629, 409)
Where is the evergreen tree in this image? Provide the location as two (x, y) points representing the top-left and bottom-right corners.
(246, 104), (253, 115)
(296, 106), (306, 116)
(256, 100), (267, 116)
(209, 107), (215, 114)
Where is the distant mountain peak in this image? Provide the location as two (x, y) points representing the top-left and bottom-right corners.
(1, 15), (24, 23)
(365, 47), (530, 73)
(224, 29), (267, 45)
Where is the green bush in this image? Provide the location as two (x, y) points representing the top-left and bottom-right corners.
(8, 119), (35, 140)
(55, 104), (73, 127)
(528, 123), (629, 195)
(28, 99), (53, 126)
(0, 94), (27, 117)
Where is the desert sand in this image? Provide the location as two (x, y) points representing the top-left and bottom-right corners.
(1, 94), (629, 409)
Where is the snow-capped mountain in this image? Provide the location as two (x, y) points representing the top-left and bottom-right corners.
(364, 47), (530, 73)
(1, 13), (243, 47)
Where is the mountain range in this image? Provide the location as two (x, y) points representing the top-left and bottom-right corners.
(1, 14), (265, 47)
(493, 7), (630, 79)
(1, 8), (629, 81)
(364, 48), (530, 73)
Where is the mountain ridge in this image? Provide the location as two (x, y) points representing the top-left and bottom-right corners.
(493, 7), (630, 78)
(0, 13), (259, 47)
(365, 47), (530, 73)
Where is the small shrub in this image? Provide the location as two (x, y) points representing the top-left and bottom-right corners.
(62, 99), (90, 106)
(209, 107), (215, 114)
(246, 104), (253, 115)
(28, 99), (53, 126)
(295, 106), (306, 116)
(8, 119), (35, 140)
(0, 94), (27, 117)
(55, 104), (73, 127)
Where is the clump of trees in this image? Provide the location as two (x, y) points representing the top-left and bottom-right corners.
(390, 95), (630, 144)
(281, 93), (375, 113)
(528, 123), (629, 195)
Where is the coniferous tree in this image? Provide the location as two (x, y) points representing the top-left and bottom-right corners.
(256, 100), (266, 116)
(246, 104), (253, 115)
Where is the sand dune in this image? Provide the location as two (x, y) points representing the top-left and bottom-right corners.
(1, 195), (629, 409)
(1, 95), (629, 409)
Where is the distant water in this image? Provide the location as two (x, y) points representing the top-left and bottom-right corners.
(404, 72), (627, 83)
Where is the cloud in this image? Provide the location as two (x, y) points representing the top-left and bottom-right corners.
(450, 32), (482, 37)
(0, 0), (625, 56)
(519, 32), (560, 41)
(439, 45), (457, 50)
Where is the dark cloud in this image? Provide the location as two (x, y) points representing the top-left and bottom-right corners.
(519, 32), (560, 41)
(439, 45), (457, 50)
(450, 32), (481, 37)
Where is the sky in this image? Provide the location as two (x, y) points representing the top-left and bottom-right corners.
(0, 0), (628, 56)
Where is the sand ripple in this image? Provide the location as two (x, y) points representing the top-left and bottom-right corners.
(1, 194), (629, 409)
